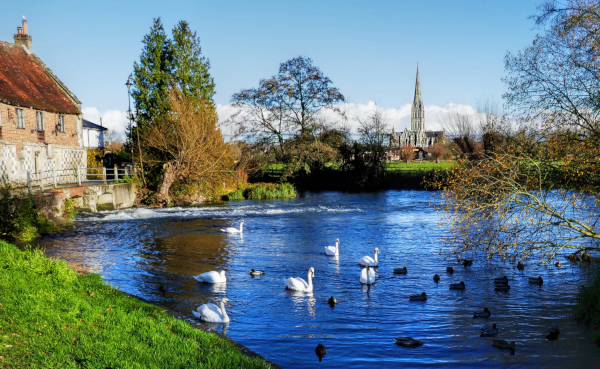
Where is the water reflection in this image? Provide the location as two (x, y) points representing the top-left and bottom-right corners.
(34, 191), (600, 368)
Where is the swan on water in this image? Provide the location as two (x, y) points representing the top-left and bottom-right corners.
(285, 267), (315, 292)
(192, 297), (231, 323)
(359, 248), (379, 266)
(193, 270), (227, 283)
(360, 265), (376, 285)
(221, 220), (244, 234)
(325, 239), (340, 256)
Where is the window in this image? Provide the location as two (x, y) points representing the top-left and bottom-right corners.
(36, 111), (44, 131)
(58, 115), (65, 133)
(16, 108), (24, 129)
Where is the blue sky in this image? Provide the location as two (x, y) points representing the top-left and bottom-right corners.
(0, 0), (539, 133)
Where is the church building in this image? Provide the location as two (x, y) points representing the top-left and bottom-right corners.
(390, 65), (444, 148)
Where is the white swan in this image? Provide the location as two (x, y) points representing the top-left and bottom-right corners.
(360, 265), (376, 285)
(193, 270), (227, 283)
(285, 267), (315, 292)
(359, 247), (379, 266)
(324, 239), (340, 256)
(221, 220), (244, 234)
(192, 297), (231, 323)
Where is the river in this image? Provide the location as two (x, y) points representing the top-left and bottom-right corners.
(35, 190), (600, 368)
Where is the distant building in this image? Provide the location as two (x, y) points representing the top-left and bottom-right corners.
(83, 119), (107, 149)
(0, 18), (85, 183)
(389, 65), (444, 149)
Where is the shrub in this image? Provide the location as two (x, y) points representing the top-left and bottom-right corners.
(0, 185), (40, 240)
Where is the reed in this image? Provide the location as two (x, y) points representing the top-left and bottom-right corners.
(224, 183), (296, 201)
(572, 266), (600, 344)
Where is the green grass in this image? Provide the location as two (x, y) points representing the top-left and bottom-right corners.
(0, 240), (272, 368)
(386, 161), (455, 172)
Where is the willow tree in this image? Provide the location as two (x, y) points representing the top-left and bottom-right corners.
(142, 89), (232, 204)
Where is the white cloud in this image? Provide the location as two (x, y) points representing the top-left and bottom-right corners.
(82, 101), (478, 141)
(217, 101), (478, 133)
(82, 106), (130, 137)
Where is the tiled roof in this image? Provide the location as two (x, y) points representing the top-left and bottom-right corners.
(0, 41), (80, 114)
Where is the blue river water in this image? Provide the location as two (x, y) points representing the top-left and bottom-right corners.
(36, 190), (600, 368)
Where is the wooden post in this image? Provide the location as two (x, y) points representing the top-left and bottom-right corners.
(52, 168), (57, 188)
(40, 171), (44, 192)
(125, 168), (129, 177)
(77, 167), (82, 186)
(102, 167), (107, 184)
(114, 165), (119, 183)
(27, 171), (32, 192)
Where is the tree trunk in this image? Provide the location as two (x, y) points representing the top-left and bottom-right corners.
(155, 162), (177, 205)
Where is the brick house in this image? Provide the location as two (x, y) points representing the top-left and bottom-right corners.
(0, 18), (85, 184)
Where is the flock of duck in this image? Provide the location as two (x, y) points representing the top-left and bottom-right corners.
(188, 220), (560, 358)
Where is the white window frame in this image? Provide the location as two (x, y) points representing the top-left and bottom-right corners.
(58, 115), (65, 133)
(16, 108), (24, 129)
(36, 111), (44, 131)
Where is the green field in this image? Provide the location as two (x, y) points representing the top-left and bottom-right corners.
(386, 161), (455, 172)
(0, 240), (271, 369)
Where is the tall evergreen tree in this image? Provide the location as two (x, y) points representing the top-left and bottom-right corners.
(130, 18), (217, 191)
(171, 20), (215, 103)
(132, 17), (172, 135)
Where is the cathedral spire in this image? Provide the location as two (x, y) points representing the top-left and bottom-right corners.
(413, 63), (422, 103)
(411, 63), (425, 131)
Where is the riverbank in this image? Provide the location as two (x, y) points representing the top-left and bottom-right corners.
(0, 240), (273, 368)
(257, 161), (454, 190)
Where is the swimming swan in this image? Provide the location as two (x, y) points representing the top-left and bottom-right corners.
(359, 248), (379, 266)
(193, 270), (227, 284)
(192, 297), (231, 323)
(285, 267), (315, 292)
(325, 239), (340, 256)
(221, 220), (244, 234)
(360, 265), (376, 285)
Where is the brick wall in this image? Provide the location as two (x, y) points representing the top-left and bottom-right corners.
(0, 101), (86, 184)
(0, 101), (81, 147)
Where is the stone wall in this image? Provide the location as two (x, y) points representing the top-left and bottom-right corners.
(38, 182), (137, 218)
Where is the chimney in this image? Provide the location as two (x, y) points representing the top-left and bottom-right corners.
(14, 16), (32, 51)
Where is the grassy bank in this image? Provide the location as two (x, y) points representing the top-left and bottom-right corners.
(573, 266), (600, 345)
(0, 240), (271, 368)
(256, 161), (455, 190)
(225, 183), (296, 201)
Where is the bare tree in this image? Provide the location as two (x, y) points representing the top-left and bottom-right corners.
(440, 108), (480, 156)
(141, 89), (233, 204)
(231, 56), (345, 159)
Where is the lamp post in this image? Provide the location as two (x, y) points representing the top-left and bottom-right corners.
(125, 76), (134, 166)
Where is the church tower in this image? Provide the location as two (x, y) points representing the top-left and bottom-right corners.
(411, 64), (425, 131)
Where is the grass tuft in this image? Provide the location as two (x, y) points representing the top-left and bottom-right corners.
(224, 183), (296, 201)
(0, 240), (271, 368)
